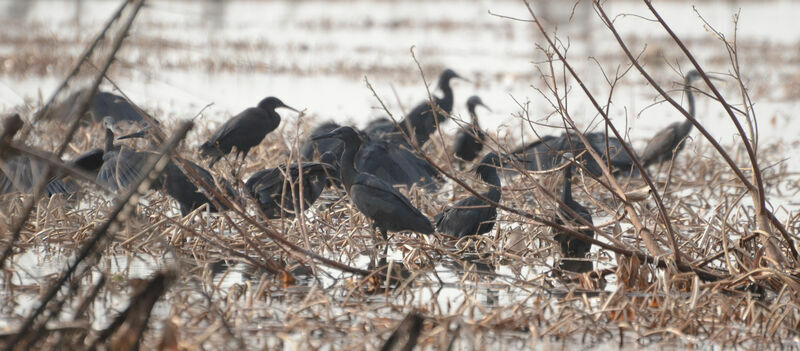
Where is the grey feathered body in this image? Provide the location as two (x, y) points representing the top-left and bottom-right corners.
(333, 126), (434, 236)
(348, 173), (434, 235)
(96, 147), (152, 192)
(435, 153), (503, 238)
(245, 162), (336, 219)
(453, 127), (484, 162)
(435, 188), (498, 238)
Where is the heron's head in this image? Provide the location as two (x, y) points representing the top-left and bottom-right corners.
(257, 96), (300, 113)
(311, 126), (362, 145)
(102, 116), (115, 131)
(466, 95), (490, 114)
(562, 152), (576, 164)
(685, 70), (701, 84)
(561, 152), (578, 175)
(439, 68), (468, 87)
(685, 70), (723, 87)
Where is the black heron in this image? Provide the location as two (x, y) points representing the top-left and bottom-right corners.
(42, 88), (153, 126)
(372, 69), (466, 146)
(362, 117), (395, 139)
(312, 126), (434, 258)
(453, 95), (490, 163)
(562, 131), (639, 177)
(69, 148), (105, 176)
(354, 133), (440, 191)
(553, 153), (594, 273)
(400, 68), (465, 146)
(300, 121), (343, 161)
(117, 126), (238, 216)
(640, 70), (702, 168)
(199, 96), (299, 168)
(510, 131), (637, 177)
(0, 144), (119, 198)
(0, 155), (76, 197)
(245, 156), (337, 219)
(511, 134), (565, 172)
(434, 152), (503, 238)
(96, 117), (152, 192)
(303, 121), (440, 191)
(159, 160), (238, 216)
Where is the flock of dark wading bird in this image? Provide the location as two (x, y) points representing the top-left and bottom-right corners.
(0, 68), (707, 274)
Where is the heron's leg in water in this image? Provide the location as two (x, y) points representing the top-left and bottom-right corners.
(232, 150), (247, 179)
(226, 153), (238, 179)
(380, 227), (389, 260)
(369, 227), (389, 269)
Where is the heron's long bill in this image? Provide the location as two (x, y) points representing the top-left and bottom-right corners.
(117, 130), (147, 140)
(311, 131), (337, 141)
(281, 104), (301, 113)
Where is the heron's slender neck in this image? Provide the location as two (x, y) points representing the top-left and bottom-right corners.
(338, 138), (361, 192)
(685, 84), (695, 118)
(274, 110), (282, 123)
(437, 78), (454, 114)
(679, 78), (697, 136)
(562, 163), (573, 204)
(478, 164), (502, 202)
(104, 128), (114, 152)
(468, 105), (480, 130)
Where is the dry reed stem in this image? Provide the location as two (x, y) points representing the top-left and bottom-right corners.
(0, 0), (146, 272)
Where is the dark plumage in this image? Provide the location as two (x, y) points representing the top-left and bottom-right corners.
(96, 117), (152, 191)
(453, 96), (490, 162)
(354, 134), (440, 191)
(69, 148), (105, 176)
(199, 96), (298, 168)
(116, 125), (238, 216)
(640, 71), (701, 168)
(42, 88), (151, 125)
(160, 160), (237, 216)
(585, 132), (637, 168)
(400, 69), (463, 146)
(300, 121), (343, 161)
(435, 152), (502, 238)
(0, 145), (118, 198)
(245, 159), (337, 219)
(371, 69), (465, 146)
(511, 131), (637, 177)
(511, 135), (565, 171)
(553, 153), (594, 273)
(301, 121), (440, 190)
(561, 132), (637, 177)
(362, 117), (396, 139)
(312, 126), (434, 256)
(91, 91), (150, 125)
(0, 155), (76, 197)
